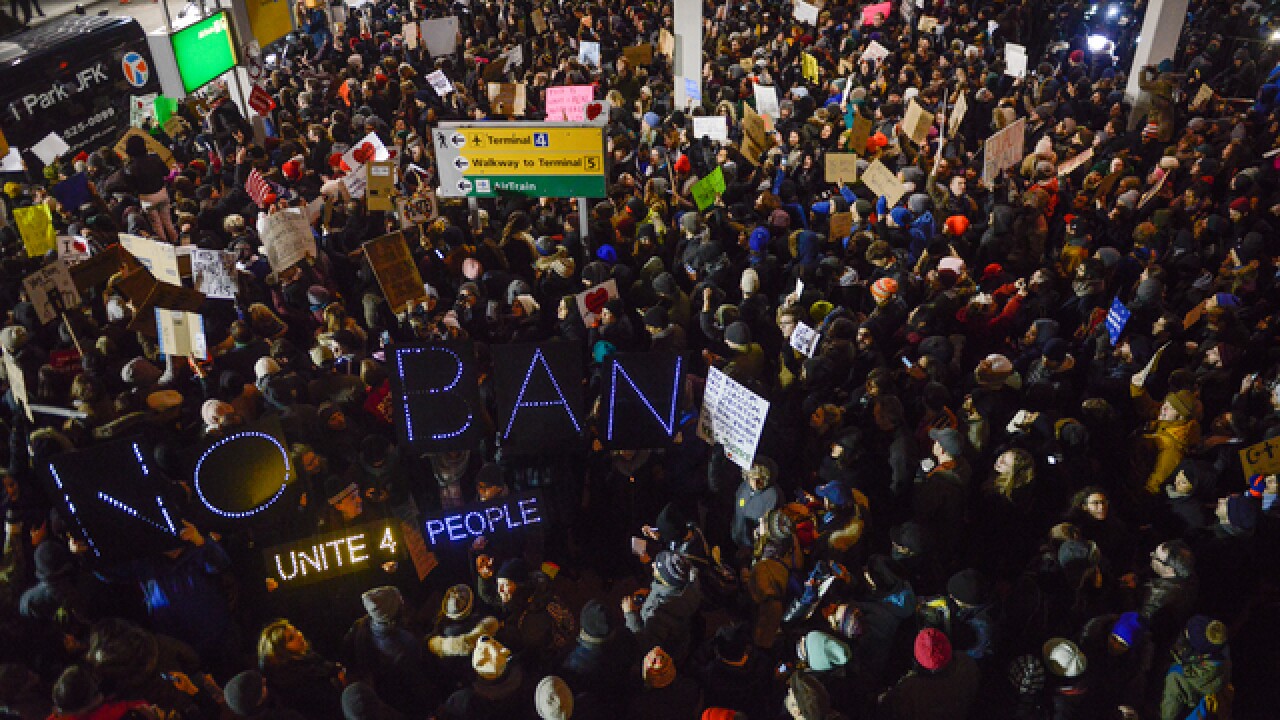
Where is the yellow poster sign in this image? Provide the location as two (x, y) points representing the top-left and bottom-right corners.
(245, 0), (294, 48)
(14, 204), (56, 258)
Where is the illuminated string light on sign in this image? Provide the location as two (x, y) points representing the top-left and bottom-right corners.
(262, 521), (403, 587)
(606, 354), (682, 444)
(394, 345), (474, 442)
(193, 431), (291, 519)
(503, 346), (582, 439)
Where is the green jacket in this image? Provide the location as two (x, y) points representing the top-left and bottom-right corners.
(1161, 652), (1229, 720)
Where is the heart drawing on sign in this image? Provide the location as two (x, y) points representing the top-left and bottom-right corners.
(353, 142), (375, 164)
(585, 102), (604, 121)
(583, 287), (609, 314)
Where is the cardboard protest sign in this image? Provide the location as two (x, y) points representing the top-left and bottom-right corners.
(1182, 300), (1207, 330)
(71, 244), (138, 294)
(578, 41), (601, 67)
(754, 84), (780, 118)
(848, 113), (873, 155)
(1105, 297), (1131, 346)
(740, 104), (771, 165)
(903, 98), (934, 146)
(918, 15), (938, 31)
(1057, 147), (1094, 176)
(486, 82), (527, 116)
(791, 321), (821, 357)
(421, 16), (459, 57)
(397, 191), (439, 229)
(948, 91), (968, 137)
(658, 28), (675, 57)
(120, 234), (181, 286)
(114, 128), (175, 167)
(261, 209), (317, 272)
(600, 351), (684, 449)
(44, 437), (186, 561)
(576, 279), (619, 327)
(115, 266), (205, 337)
(1189, 84), (1213, 111)
(861, 40), (889, 63)
(3, 351), (33, 422)
(481, 55), (508, 82)
(825, 153), (858, 184)
(982, 117), (1025, 186)
(190, 416), (296, 528)
(494, 342), (586, 454)
(1004, 42), (1028, 77)
(399, 521), (437, 581)
(692, 117), (729, 143)
(365, 161), (396, 212)
(155, 308), (208, 360)
(697, 366), (770, 470)
(861, 159), (906, 207)
(22, 260), (81, 325)
(388, 342), (485, 453)
(794, 0), (819, 24)
(531, 8), (548, 33)
(263, 520), (405, 587)
(14, 204), (56, 258)
(829, 212), (854, 239)
(421, 492), (543, 546)
(545, 85), (595, 122)
(1240, 437), (1280, 479)
(622, 44), (654, 67)
(861, 1), (891, 25)
(691, 167), (727, 211)
(364, 232), (426, 313)
(191, 249), (238, 300)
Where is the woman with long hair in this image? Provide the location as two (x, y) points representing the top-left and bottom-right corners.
(257, 619), (346, 720)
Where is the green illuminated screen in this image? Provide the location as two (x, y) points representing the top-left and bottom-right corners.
(171, 11), (238, 94)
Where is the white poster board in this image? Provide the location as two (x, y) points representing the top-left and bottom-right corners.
(754, 84), (780, 118)
(21, 260), (81, 325)
(30, 132), (70, 166)
(1004, 42), (1028, 78)
(982, 117), (1026, 186)
(692, 116), (729, 143)
(790, 321), (821, 357)
(861, 40), (890, 64)
(120, 234), (181, 286)
(155, 308), (208, 360)
(578, 41), (601, 68)
(697, 366), (771, 470)
(260, 209), (317, 272)
(191, 249), (239, 300)
(575, 279), (619, 327)
(421, 16), (459, 57)
(427, 69), (454, 98)
(794, 0), (819, 24)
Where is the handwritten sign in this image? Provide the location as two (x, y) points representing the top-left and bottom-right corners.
(1005, 42), (1028, 78)
(427, 69), (453, 98)
(576, 278), (619, 327)
(261, 210), (316, 272)
(860, 1), (891, 25)
(903, 99), (934, 146)
(861, 159), (906, 207)
(691, 166), (726, 210)
(623, 43), (653, 66)
(848, 114), (873, 155)
(545, 85), (595, 122)
(982, 117), (1025, 186)
(1240, 437), (1280, 479)
(754, 84), (780, 118)
(697, 366), (770, 470)
(190, 249), (237, 300)
(948, 92), (968, 137)
(790, 321), (821, 357)
(578, 41), (601, 67)
(155, 308), (208, 360)
(264, 521), (404, 587)
(692, 116), (729, 143)
(861, 40), (890, 64)
(364, 232), (426, 313)
(794, 0), (819, 24)
(1057, 147), (1094, 176)
(421, 16), (459, 57)
(120, 234), (181, 286)
(22, 260), (81, 325)
(423, 492), (542, 545)
(829, 211), (853, 239)
(3, 351), (32, 422)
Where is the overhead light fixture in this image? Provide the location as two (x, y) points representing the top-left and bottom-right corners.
(1087, 34), (1110, 53)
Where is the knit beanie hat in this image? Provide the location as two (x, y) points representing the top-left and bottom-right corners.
(801, 631), (850, 672)
(497, 557), (530, 583)
(122, 357), (163, 387)
(1165, 389), (1197, 419)
(1186, 615), (1228, 654)
(579, 599), (612, 640)
(827, 604), (864, 640)
(361, 586), (402, 626)
(224, 670), (265, 716)
(1043, 638), (1086, 677)
(870, 277), (898, 302)
(947, 568), (989, 605)
(654, 551), (692, 586)
(1226, 495), (1260, 530)
(725, 321), (752, 348)
(914, 628), (952, 671)
(1110, 612), (1145, 648)
(534, 676), (574, 720)
(444, 584), (474, 620)
(254, 356), (281, 380)
(974, 353), (1013, 387)
(472, 636), (511, 679)
(787, 672), (831, 719)
(643, 647), (676, 688)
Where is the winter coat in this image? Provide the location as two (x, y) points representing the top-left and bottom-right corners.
(1160, 651), (1230, 720)
(426, 617), (500, 693)
(883, 653), (980, 720)
(262, 652), (345, 720)
(625, 578), (703, 661)
(439, 665), (536, 720)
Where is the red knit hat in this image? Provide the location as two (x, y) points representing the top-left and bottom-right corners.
(914, 628), (952, 671)
(281, 160), (302, 181)
(1229, 197), (1250, 213)
(1069, 49), (1084, 64)
(674, 155), (692, 174)
(870, 277), (899, 302)
(944, 215), (970, 236)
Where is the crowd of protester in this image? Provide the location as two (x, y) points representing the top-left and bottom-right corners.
(0, 0), (1279, 717)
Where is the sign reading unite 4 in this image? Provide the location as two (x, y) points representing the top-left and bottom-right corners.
(263, 521), (403, 587)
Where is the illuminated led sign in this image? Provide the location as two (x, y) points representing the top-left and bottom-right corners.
(421, 492), (542, 545)
(263, 521), (403, 587)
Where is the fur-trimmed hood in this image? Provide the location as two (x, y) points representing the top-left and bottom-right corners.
(428, 616), (500, 658)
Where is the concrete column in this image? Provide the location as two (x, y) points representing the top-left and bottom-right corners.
(1124, 0), (1190, 122)
(672, 0), (701, 109)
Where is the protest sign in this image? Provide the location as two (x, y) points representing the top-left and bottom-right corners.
(1057, 147), (1094, 176)
(190, 416), (296, 528)
(30, 132), (70, 166)
(740, 104), (771, 164)
(44, 437), (185, 562)
(399, 521), (437, 581)
(261, 210), (317, 272)
(22, 260), (80, 325)
(51, 173), (92, 213)
(14, 204), (56, 258)
(825, 153), (858, 183)
(801, 53), (820, 83)
(604, 352), (683, 449)
(115, 266), (205, 337)
(754, 84), (780, 118)
(691, 166), (727, 211)
(982, 117), (1025, 186)
(861, 1), (891, 25)
(114, 128), (175, 167)
(365, 161), (396, 212)
(481, 55), (508, 82)
(1182, 300), (1207, 330)
(1189, 84), (1213, 111)
(682, 77), (702, 105)
(421, 16), (459, 57)
(3, 351), (33, 422)
(155, 308), (208, 360)
(697, 366), (770, 470)
(191, 249), (238, 299)
(1005, 42), (1028, 77)
(948, 91), (968, 137)
(861, 40), (890, 63)
(388, 342), (485, 453)
(848, 113), (873, 155)
(622, 43), (653, 66)
(120, 234), (181, 286)
(487, 82), (527, 116)
(55, 236), (89, 265)
(1105, 296), (1131, 346)
(791, 322), (821, 357)
(545, 85), (595, 122)
(129, 94), (158, 129)
(861, 159), (906, 207)
(1240, 437), (1280, 479)
(402, 20), (418, 48)
(794, 0), (819, 24)
(494, 342), (586, 454)
(903, 99), (934, 146)
(70, 244), (137, 294)
(829, 211), (853, 239)
(263, 520), (405, 587)
(578, 41), (601, 67)
(342, 131), (392, 171)
(421, 492), (542, 546)
(576, 279), (619, 327)
(397, 191), (439, 229)
(918, 15), (938, 31)
(364, 232), (426, 313)
(427, 69), (453, 97)
(531, 8), (547, 33)
(692, 116), (729, 143)
(1139, 170), (1168, 209)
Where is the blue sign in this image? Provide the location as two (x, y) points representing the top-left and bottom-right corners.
(684, 77), (701, 104)
(534, 132), (549, 147)
(422, 493), (542, 545)
(1105, 296), (1131, 346)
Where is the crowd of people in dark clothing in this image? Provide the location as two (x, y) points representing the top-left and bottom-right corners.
(0, 0), (1279, 717)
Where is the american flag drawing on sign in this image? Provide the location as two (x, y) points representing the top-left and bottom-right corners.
(245, 167), (272, 208)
